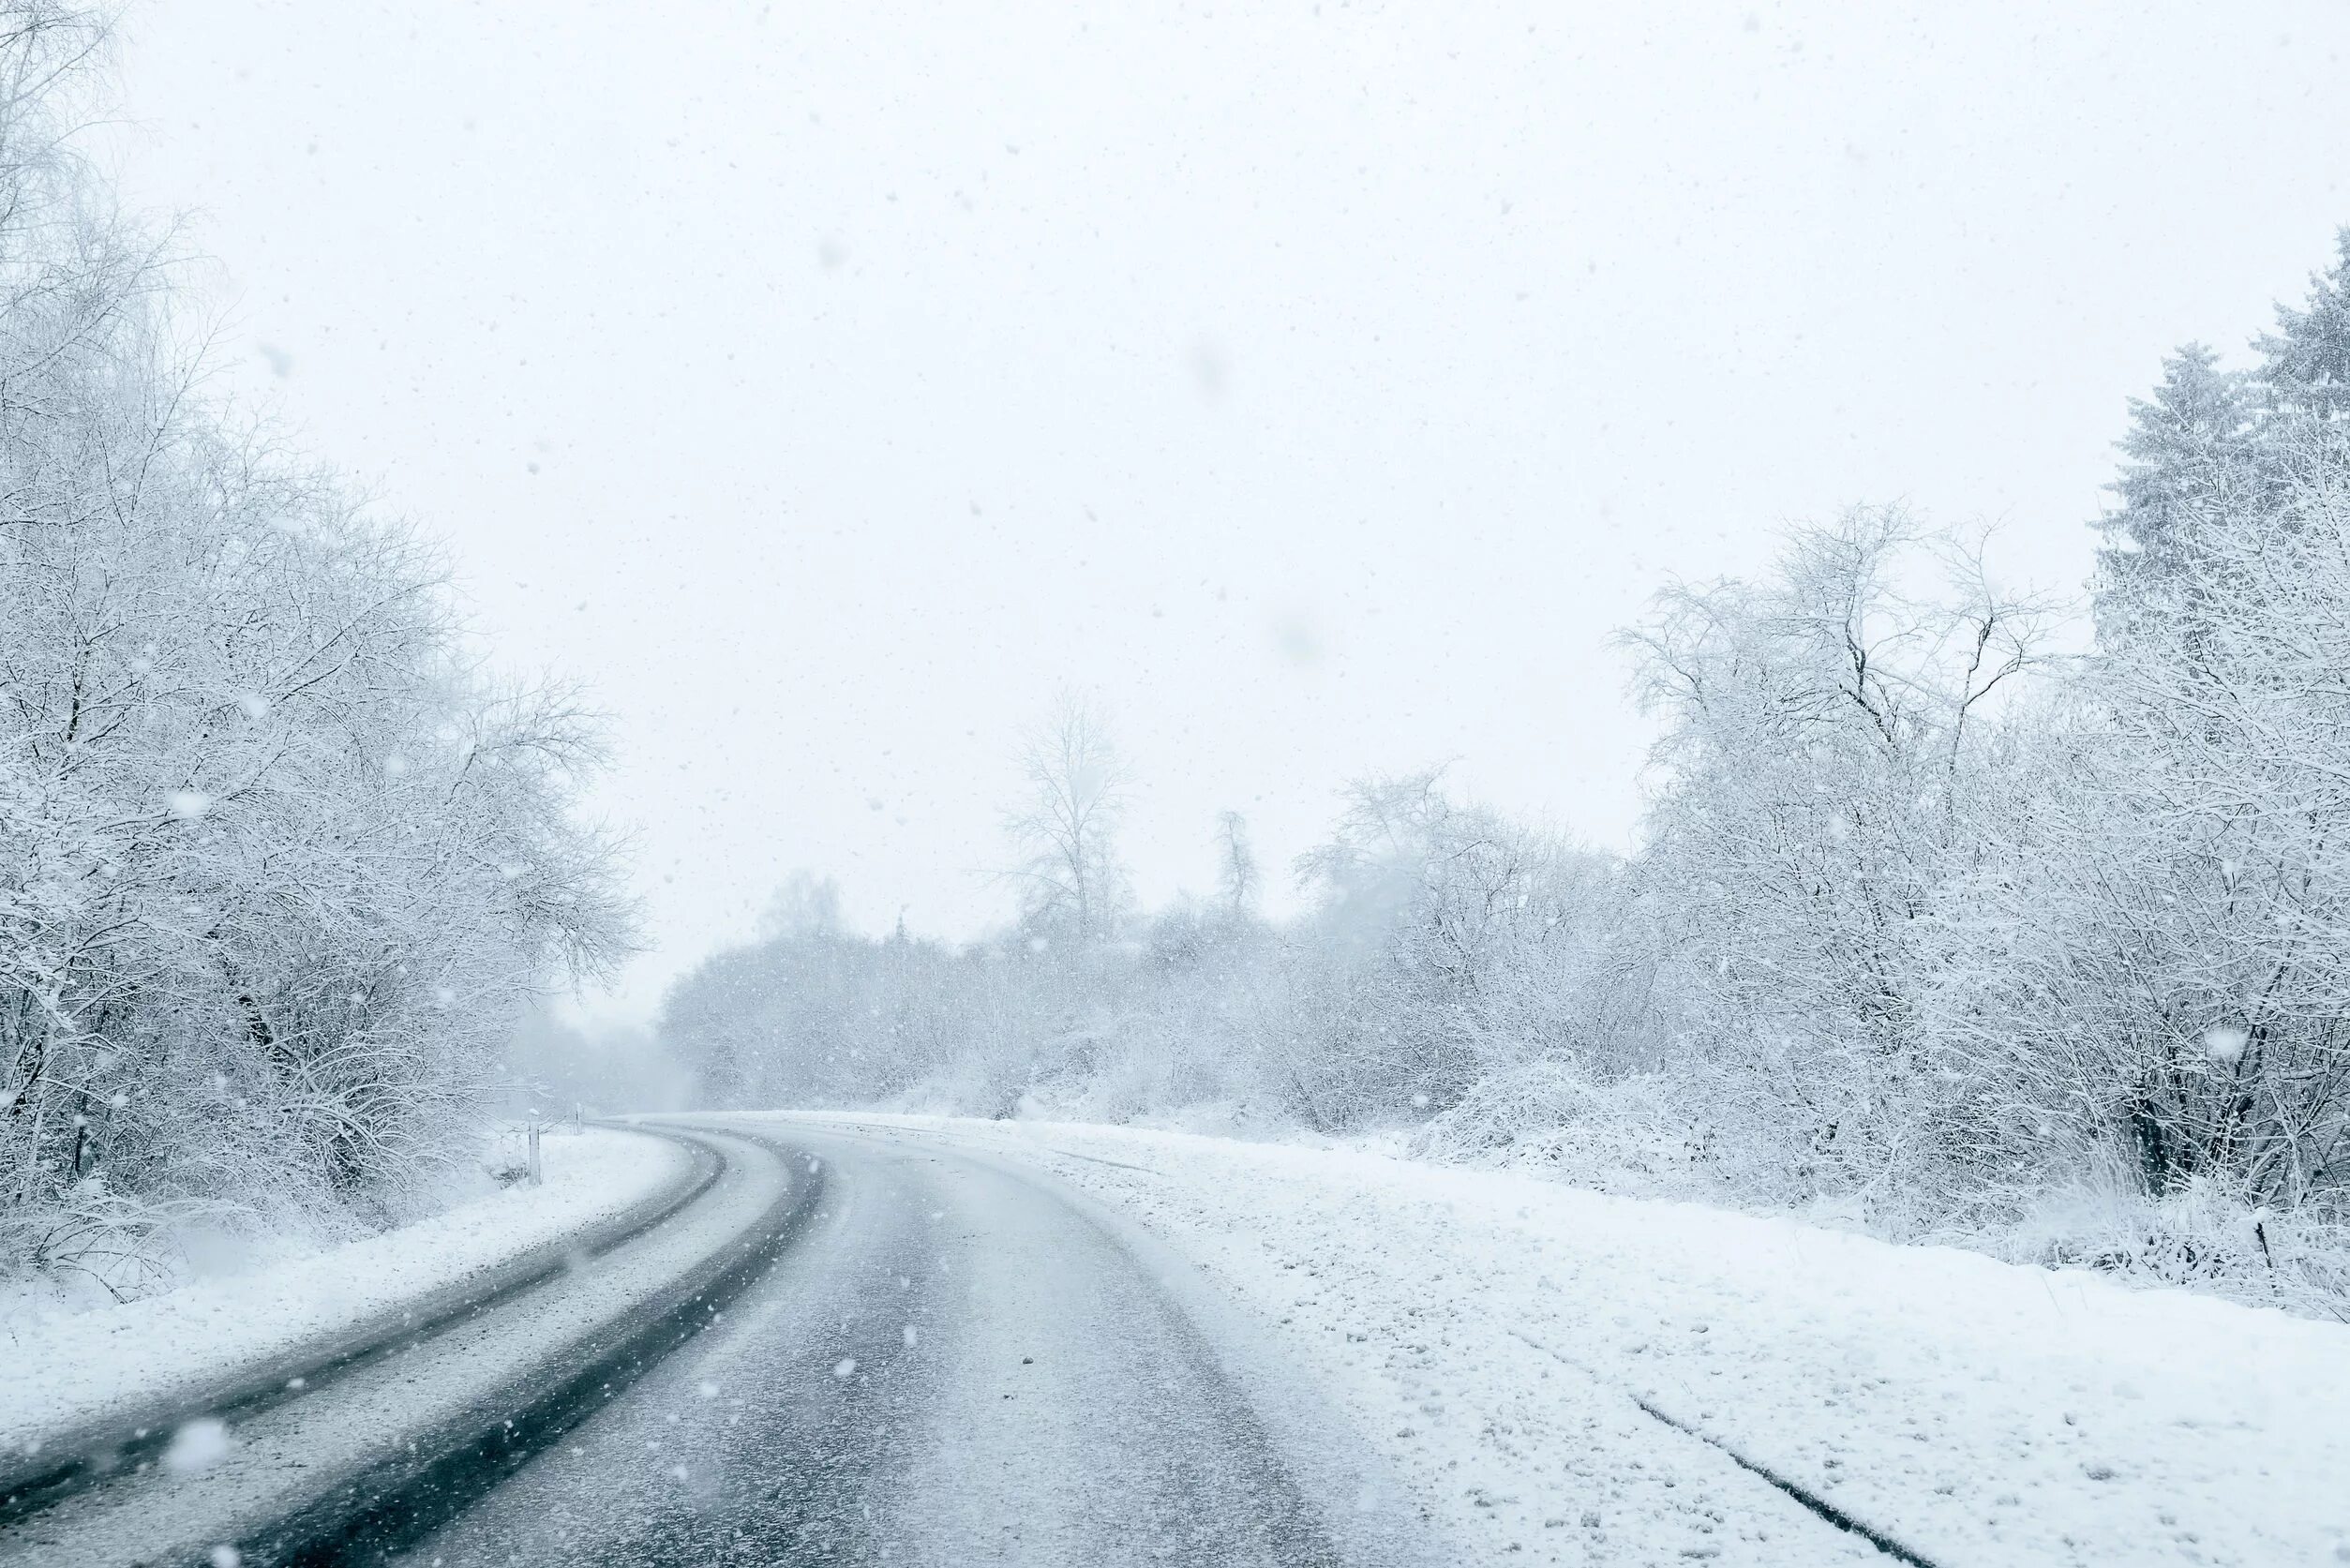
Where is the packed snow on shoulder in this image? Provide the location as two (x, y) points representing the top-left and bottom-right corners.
(0, 1126), (692, 1464)
(784, 1113), (2350, 1568)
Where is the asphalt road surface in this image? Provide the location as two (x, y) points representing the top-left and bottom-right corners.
(407, 1119), (1415, 1567)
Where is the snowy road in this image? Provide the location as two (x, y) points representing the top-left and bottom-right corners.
(404, 1119), (1428, 1566)
(2, 1122), (1432, 1567)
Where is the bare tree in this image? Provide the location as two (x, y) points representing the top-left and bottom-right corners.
(1214, 810), (1260, 918)
(1001, 692), (1131, 945)
(757, 871), (844, 942)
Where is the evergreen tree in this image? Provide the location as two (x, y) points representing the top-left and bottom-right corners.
(2093, 344), (2257, 645)
(2254, 227), (2350, 421)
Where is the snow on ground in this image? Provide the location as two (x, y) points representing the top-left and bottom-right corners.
(0, 1126), (692, 1466)
(784, 1113), (2350, 1568)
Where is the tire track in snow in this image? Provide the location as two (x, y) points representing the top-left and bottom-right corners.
(1509, 1328), (1938, 1567)
(0, 1127), (810, 1568)
(262, 1136), (828, 1566)
(0, 1124), (719, 1521)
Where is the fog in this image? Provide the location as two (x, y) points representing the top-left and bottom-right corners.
(108, 0), (2350, 1016)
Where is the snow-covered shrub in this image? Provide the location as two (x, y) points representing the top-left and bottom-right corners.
(1987, 1148), (2350, 1314)
(1409, 1059), (1716, 1199)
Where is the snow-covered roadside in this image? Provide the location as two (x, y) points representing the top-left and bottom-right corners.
(780, 1113), (2350, 1568)
(0, 1126), (693, 1467)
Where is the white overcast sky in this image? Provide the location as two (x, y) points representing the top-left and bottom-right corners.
(106, 0), (2350, 1019)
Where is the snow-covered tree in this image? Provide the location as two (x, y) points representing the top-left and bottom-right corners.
(0, 6), (631, 1292)
(2093, 344), (2262, 650)
(1940, 394), (2350, 1238)
(1623, 510), (2059, 1209)
(2256, 227), (2350, 422)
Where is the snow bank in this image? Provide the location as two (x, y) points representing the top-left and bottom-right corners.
(0, 1126), (692, 1465)
(786, 1113), (2350, 1567)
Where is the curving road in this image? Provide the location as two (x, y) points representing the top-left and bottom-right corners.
(2, 1119), (1430, 1568)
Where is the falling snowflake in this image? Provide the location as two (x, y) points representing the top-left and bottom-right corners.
(167, 790), (212, 821)
(2203, 1023), (2251, 1065)
(164, 1418), (232, 1476)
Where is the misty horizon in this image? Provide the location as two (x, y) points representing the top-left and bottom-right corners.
(98, 0), (2350, 1018)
